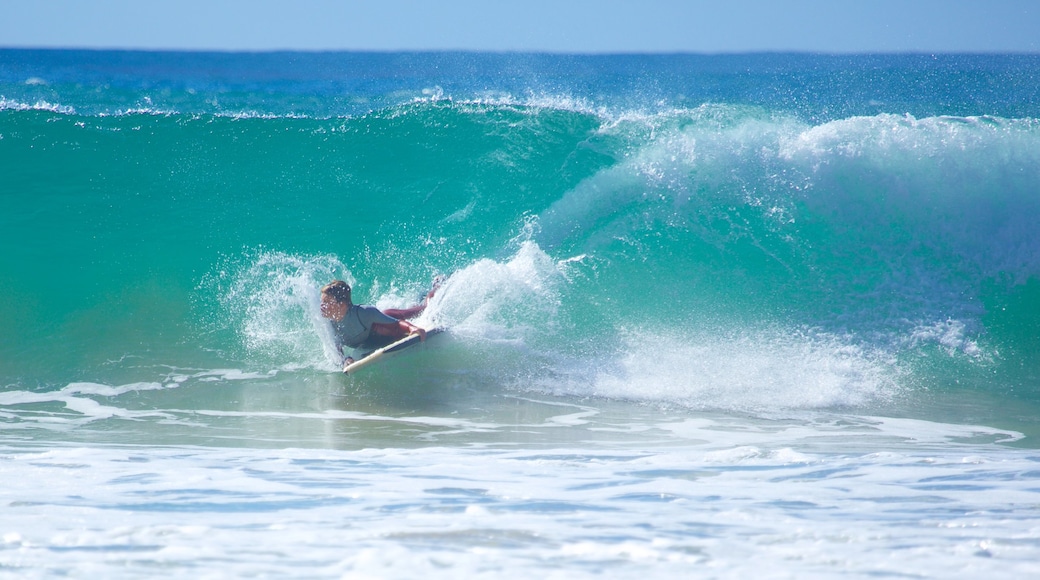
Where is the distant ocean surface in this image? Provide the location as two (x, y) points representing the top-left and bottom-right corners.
(2, 50), (1040, 578)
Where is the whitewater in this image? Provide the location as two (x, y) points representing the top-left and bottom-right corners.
(2, 50), (1040, 578)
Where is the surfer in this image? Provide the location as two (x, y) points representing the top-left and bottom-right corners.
(319, 280), (431, 369)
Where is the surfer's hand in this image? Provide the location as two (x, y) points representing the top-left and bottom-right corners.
(342, 357), (355, 372)
(426, 275), (445, 301)
(413, 327), (427, 342)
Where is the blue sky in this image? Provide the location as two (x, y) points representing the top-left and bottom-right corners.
(2, 0), (1038, 53)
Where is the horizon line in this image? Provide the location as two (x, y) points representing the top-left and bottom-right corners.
(3, 46), (1040, 57)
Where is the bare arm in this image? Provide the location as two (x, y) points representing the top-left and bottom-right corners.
(384, 281), (440, 320)
(371, 320), (426, 342)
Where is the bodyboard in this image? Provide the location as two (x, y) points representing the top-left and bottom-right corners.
(342, 328), (444, 375)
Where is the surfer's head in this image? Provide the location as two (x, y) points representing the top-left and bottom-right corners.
(320, 280), (351, 320)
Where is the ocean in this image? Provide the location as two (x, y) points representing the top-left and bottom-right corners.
(2, 49), (1040, 578)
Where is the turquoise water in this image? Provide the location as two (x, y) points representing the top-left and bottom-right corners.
(2, 50), (1040, 577)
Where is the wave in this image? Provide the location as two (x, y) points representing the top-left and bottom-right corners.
(531, 108), (1040, 338)
(4, 97), (1040, 406)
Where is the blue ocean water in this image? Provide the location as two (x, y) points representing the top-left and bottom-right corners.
(2, 50), (1040, 577)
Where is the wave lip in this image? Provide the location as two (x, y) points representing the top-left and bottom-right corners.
(0, 96), (76, 114)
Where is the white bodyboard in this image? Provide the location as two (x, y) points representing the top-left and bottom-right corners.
(342, 328), (443, 375)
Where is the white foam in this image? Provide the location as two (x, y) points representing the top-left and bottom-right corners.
(0, 97), (76, 114)
(2, 438), (1038, 578)
(540, 327), (901, 412)
(189, 408), (499, 431)
(0, 389), (175, 429)
(0, 381), (169, 407)
(908, 318), (983, 357)
(420, 241), (563, 336)
(62, 381), (167, 397)
(209, 250), (350, 369)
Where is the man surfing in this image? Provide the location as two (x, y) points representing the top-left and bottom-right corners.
(319, 280), (433, 372)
